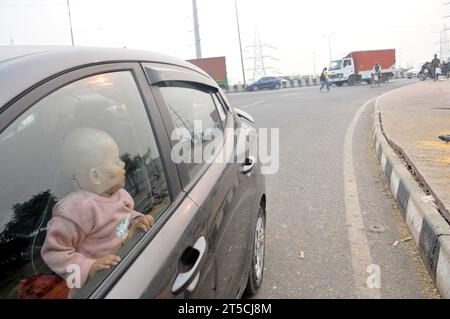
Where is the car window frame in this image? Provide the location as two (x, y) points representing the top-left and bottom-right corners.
(216, 90), (232, 113)
(147, 79), (230, 193)
(211, 92), (229, 126)
(0, 62), (185, 298)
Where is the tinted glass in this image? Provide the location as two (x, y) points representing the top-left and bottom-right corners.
(0, 71), (170, 299)
(158, 82), (224, 181)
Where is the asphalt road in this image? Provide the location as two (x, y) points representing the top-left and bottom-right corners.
(226, 80), (441, 299)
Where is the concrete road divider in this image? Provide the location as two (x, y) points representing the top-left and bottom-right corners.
(372, 96), (450, 299)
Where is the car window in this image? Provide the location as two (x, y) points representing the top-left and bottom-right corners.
(157, 82), (224, 183)
(0, 71), (170, 299)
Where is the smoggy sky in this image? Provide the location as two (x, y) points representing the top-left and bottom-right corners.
(0, 0), (448, 83)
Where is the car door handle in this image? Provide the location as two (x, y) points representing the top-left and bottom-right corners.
(241, 156), (256, 174)
(172, 236), (206, 295)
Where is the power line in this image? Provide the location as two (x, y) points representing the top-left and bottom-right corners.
(441, 2), (450, 61)
(246, 28), (278, 80)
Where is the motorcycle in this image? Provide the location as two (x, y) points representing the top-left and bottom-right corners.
(418, 69), (431, 81)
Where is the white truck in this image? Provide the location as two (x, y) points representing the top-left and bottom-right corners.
(328, 49), (396, 86)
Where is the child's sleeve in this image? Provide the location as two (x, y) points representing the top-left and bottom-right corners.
(41, 216), (95, 287)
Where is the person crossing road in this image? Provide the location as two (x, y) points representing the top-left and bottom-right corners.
(320, 67), (330, 92)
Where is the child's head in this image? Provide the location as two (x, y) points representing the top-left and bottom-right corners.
(61, 128), (126, 196)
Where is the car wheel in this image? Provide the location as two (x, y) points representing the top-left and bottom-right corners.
(253, 86), (258, 91)
(275, 83), (281, 89)
(243, 207), (265, 297)
(335, 82), (344, 87)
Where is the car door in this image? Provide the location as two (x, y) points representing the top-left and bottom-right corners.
(269, 77), (278, 88)
(103, 194), (213, 299)
(259, 77), (269, 89)
(207, 93), (259, 298)
(343, 59), (354, 78)
(0, 62), (215, 299)
(101, 64), (216, 299)
(144, 63), (258, 298)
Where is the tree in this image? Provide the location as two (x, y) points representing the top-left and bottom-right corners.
(0, 190), (57, 268)
(120, 152), (145, 194)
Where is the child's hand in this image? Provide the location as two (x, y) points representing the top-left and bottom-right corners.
(89, 255), (121, 279)
(129, 215), (155, 238)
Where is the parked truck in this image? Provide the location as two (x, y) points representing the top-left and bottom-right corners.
(328, 49), (396, 86)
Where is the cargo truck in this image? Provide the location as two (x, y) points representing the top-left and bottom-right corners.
(328, 49), (396, 86)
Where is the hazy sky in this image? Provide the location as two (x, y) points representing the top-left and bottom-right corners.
(0, 0), (448, 83)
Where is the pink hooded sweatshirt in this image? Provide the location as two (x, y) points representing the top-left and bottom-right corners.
(41, 188), (143, 295)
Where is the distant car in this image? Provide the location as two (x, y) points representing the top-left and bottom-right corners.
(246, 76), (282, 91)
(406, 67), (420, 79)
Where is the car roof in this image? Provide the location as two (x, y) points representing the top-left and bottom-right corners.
(0, 46), (213, 109)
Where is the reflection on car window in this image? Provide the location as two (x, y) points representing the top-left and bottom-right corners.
(211, 93), (227, 123)
(0, 71), (170, 299)
(158, 82), (224, 182)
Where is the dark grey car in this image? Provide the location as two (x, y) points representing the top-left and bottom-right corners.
(0, 46), (266, 299)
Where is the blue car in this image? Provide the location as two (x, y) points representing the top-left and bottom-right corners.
(246, 76), (282, 91)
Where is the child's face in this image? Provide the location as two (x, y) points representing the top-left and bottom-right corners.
(97, 139), (126, 195)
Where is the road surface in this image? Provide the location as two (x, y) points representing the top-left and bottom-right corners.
(227, 80), (440, 299)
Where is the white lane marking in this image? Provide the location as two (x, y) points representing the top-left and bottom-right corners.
(240, 101), (264, 108)
(344, 97), (381, 299)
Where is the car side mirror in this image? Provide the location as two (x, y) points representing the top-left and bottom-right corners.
(234, 108), (255, 123)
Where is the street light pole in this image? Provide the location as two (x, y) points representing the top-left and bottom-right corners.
(192, 0), (202, 58)
(67, 0), (74, 46)
(235, 0), (246, 86)
(327, 33), (334, 61)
